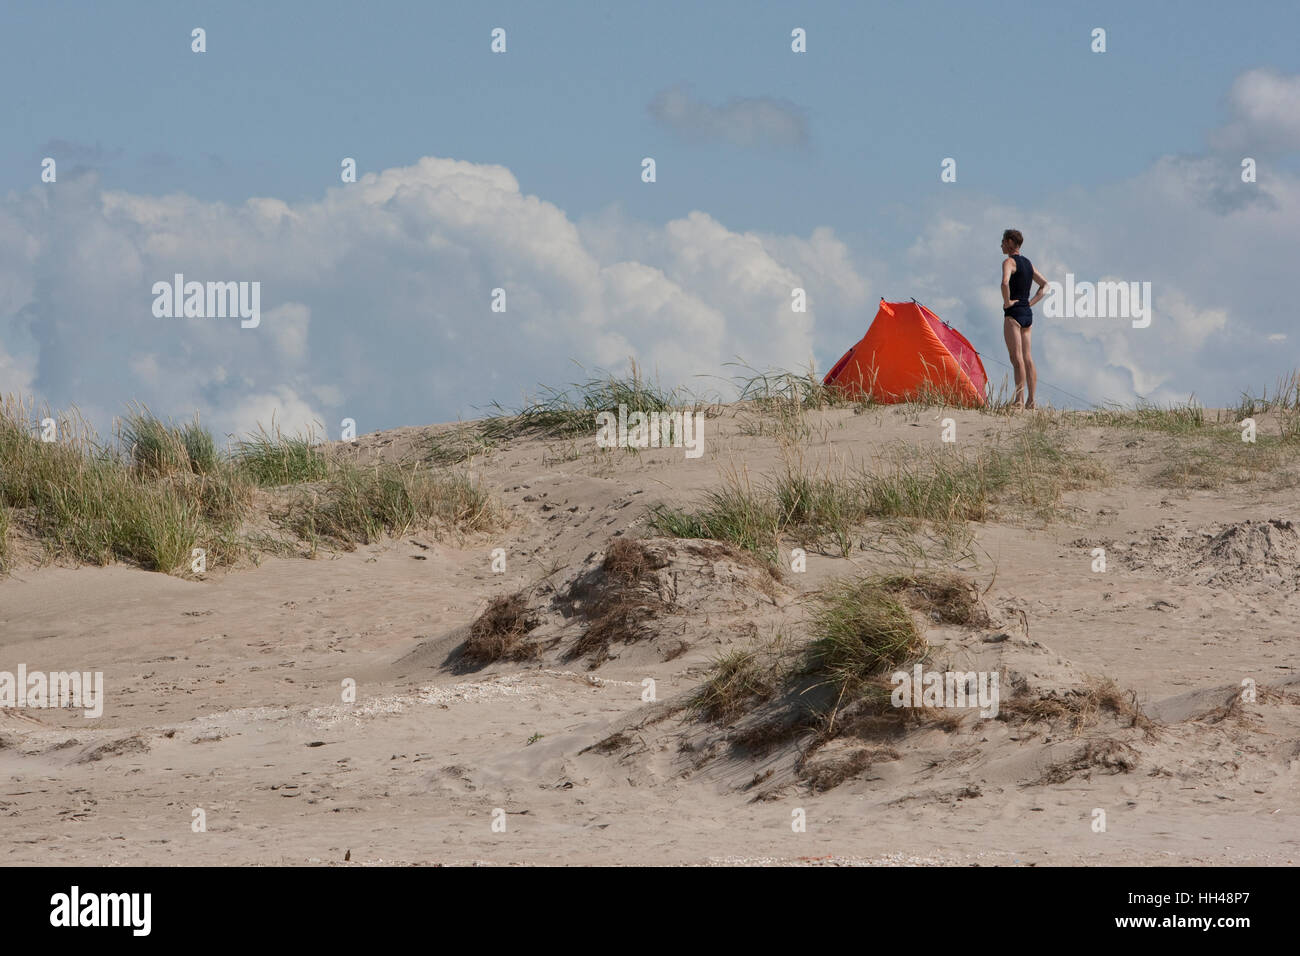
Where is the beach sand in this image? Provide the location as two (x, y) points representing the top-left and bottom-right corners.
(2, 403), (1296, 866)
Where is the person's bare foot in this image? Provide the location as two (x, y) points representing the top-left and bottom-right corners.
(1025, 401), (1036, 410)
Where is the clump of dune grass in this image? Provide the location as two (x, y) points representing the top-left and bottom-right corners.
(731, 362), (859, 412)
(803, 579), (927, 705)
(1074, 374), (1300, 460)
(690, 646), (782, 723)
(773, 462), (856, 532)
(282, 462), (499, 548)
(462, 591), (540, 666)
(565, 537), (669, 664)
(1033, 738), (1139, 784)
(1281, 411), (1300, 444)
(0, 397), (104, 509)
(119, 405), (221, 477)
(729, 363), (867, 443)
(427, 420), (497, 465)
(120, 405), (192, 476)
(602, 535), (660, 584)
(798, 573), (993, 740)
(855, 417), (1104, 525)
(998, 675), (1156, 739)
(978, 377), (1025, 416)
(1233, 370), (1300, 420)
(678, 580), (1153, 792)
(897, 371), (983, 413)
(469, 362), (708, 449)
(649, 472), (783, 562)
(870, 571), (990, 627)
(180, 421), (219, 474)
(858, 447), (995, 522)
(801, 744), (901, 791)
(232, 422), (330, 486)
(42, 461), (247, 573)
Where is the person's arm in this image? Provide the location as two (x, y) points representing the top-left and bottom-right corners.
(1001, 257), (1016, 309)
(1027, 266), (1050, 308)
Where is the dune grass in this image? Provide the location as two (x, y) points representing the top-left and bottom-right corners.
(462, 591), (541, 666)
(426, 420), (498, 466)
(283, 461), (499, 548)
(687, 572), (985, 775)
(120, 406), (191, 476)
(998, 675), (1156, 740)
(732, 363), (860, 412)
(1233, 370), (1300, 420)
(1071, 376), (1300, 447)
(1153, 429), (1299, 490)
(232, 423), (331, 486)
(119, 405), (221, 477)
(428, 364), (706, 463)
(0, 502), (10, 573)
(1081, 399), (1207, 434)
(803, 579), (927, 701)
(648, 472), (785, 560)
(494, 366), (694, 440)
(729, 363), (870, 442)
(691, 571), (984, 729)
(690, 647), (782, 723)
(0, 394), (501, 575)
(1060, 379), (1300, 490)
(0, 397), (245, 573)
(868, 571), (990, 627)
(650, 416), (1104, 560)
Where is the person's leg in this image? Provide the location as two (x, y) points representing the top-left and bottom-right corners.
(1003, 316), (1025, 408)
(1020, 325), (1036, 409)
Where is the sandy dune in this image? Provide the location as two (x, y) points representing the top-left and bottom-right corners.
(2, 403), (1297, 865)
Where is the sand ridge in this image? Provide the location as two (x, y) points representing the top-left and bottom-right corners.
(1, 404), (1297, 865)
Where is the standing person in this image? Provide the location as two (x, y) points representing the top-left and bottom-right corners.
(1000, 229), (1049, 409)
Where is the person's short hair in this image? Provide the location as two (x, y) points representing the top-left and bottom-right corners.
(1002, 229), (1024, 247)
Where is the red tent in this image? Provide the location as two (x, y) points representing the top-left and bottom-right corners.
(823, 300), (988, 407)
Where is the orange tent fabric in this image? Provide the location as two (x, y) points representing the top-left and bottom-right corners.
(823, 300), (988, 407)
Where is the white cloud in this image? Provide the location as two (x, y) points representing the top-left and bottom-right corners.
(220, 386), (324, 445)
(266, 302), (310, 361)
(1211, 68), (1300, 155)
(0, 158), (849, 438)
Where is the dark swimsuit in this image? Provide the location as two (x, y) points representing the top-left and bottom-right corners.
(1004, 254), (1033, 328)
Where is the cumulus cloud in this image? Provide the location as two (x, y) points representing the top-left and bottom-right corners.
(0, 158), (856, 440)
(648, 84), (809, 149)
(264, 302), (311, 362)
(1210, 68), (1300, 155)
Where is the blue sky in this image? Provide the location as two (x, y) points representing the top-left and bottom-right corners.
(2, 0), (1299, 438)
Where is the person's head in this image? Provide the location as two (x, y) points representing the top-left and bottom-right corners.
(1001, 229), (1023, 255)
